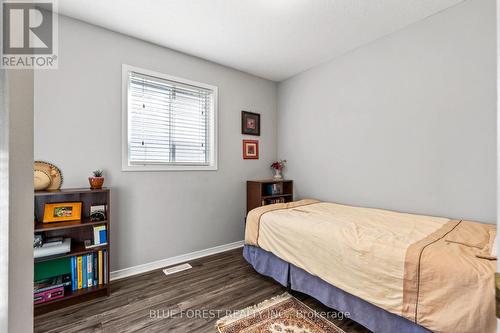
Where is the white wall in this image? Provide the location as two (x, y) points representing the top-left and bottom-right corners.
(278, 0), (496, 223)
(7, 70), (34, 333)
(34, 16), (277, 271)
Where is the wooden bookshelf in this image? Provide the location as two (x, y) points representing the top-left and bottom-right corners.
(34, 188), (111, 315)
(246, 180), (293, 214)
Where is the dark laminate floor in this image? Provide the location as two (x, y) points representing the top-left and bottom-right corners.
(34, 248), (371, 333)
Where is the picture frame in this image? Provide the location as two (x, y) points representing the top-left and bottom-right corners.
(241, 111), (260, 136)
(243, 140), (259, 159)
(90, 204), (107, 222)
(43, 202), (82, 223)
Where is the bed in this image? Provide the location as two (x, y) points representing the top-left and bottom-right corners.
(244, 199), (496, 333)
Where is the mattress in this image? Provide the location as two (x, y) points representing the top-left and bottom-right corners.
(245, 200), (496, 333)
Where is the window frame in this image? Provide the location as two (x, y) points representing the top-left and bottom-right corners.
(121, 64), (218, 171)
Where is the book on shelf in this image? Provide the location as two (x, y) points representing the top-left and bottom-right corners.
(82, 255), (87, 290)
(266, 183), (283, 196)
(33, 251), (108, 304)
(35, 257), (71, 282)
(34, 286), (64, 305)
(71, 257), (77, 291)
(103, 249), (108, 284)
(93, 225), (107, 245)
(87, 253), (93, 288)
(34, 274), (71, 294)
(98, 250), (103, 285)
(77, 256), (83, 289)
(93, 253), (98, 286)
(70, 250), (107, 291)
(263, 197), (286, 205)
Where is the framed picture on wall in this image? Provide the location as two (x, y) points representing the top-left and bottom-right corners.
(241, 111), (260, 136)
(243, 140), (259, 159)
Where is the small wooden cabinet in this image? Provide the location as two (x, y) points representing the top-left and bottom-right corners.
(247, 179), (293, 214)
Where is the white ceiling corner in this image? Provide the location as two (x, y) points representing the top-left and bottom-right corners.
(57, 0), (465, 81)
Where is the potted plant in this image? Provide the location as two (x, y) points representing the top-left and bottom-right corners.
(89, 169), (104, 189)
(270, 160), (287, 180)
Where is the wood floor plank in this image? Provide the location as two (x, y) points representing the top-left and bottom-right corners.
(35, 248), (371, 333)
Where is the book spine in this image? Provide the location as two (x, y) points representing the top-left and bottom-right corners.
(71, 256), (77, 291)
(98, 250), (103, 285)
(93, 252), (98, 286)
(34, 281), (71, 294)
(103, 249), (107, 284)
(87, 254), (93, 287)
(82, 255), (87, 289)
(93, 226), (100, 245)
(34, 287), (65, 304)
(99, 228), (107, 244)
(77, 256), (82, 290)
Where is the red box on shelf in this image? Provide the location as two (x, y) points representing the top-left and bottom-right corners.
(34, 286), (65, 305)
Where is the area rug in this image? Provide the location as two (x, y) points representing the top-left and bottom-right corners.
(216, 293), (345, 333)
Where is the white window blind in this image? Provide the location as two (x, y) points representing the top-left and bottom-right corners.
(124, 67), (217, 170)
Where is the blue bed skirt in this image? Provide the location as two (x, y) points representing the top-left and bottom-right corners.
(243, 245), (430, 333)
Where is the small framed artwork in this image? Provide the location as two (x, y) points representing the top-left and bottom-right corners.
(241, 111), (260, 136)
(43, 202), (82, 223)
(243, 140), (259, 159)
(90, 204), (107, 222)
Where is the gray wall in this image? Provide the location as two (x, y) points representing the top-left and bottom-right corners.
(278, 0), (496, 223)
(497, 0), (500, 279)
(7, 70), (34, 333)
(34, 16), (277, 271)
(0, 69), (7, 333)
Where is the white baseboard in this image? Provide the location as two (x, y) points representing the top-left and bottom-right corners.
(110, 240), (244, 281)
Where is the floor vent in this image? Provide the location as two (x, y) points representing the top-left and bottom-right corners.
(163, 263), (192, 276)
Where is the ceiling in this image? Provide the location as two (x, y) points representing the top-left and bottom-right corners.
(57, 0), (465, 81)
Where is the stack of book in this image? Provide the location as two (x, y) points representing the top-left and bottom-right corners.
(33, 274), (71, 304)
(93, 225), (107, 245)
(70, 249), (108, 290)
(266, 183), (283, 196)
(261, 197), (286, 205)
(84, 225), (107, 249)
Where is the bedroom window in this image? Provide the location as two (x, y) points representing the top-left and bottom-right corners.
(122, 65), (218, 171)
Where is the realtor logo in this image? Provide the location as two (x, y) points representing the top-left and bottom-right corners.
(1, 0), (58, 68)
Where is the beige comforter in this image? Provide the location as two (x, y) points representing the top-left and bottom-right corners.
(245, 200), (496, 333)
